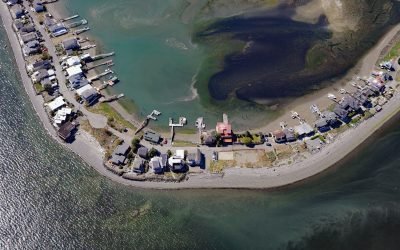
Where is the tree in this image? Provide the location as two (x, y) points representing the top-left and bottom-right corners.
(148, 148), (158, 158)
(241, 137), (253, 146)
(167, 149), (172, 158)
(131, 137), (141, 153)
(43, 83), (52, 93)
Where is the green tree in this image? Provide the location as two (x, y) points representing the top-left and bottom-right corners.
(241, 137), (253, 146)
(148, 148), (158, 158)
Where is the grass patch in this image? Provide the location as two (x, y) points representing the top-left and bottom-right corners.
(266, 151), (277, 162)
(172, 140), (198, 147)
(383, 41), (400, 61)
(33, 83), (44, 94)
(209, 160), (236, 173)
(89, 103), (136, 131)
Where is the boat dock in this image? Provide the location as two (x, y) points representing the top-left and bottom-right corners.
(74, 27), (90, 35)
(100, 94), (124, 103)
(65, 19), (87, 28)
(147, 110), (161, 120)
(169, 117), (187, 127)
(81, 44), (96, 50)
(87, 59), (113, 70)
(88, 69), (113, 82)
(61, 14), (79, 22)
(134, 110), (161, 135)
(92, 52), (115, 61)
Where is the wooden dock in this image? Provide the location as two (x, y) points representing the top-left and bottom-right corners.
(88, 69), (113, 82)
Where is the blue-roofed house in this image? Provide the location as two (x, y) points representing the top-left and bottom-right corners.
(33, 0), (45, 12)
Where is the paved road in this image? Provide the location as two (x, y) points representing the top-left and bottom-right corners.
(23, 1), (107, 129)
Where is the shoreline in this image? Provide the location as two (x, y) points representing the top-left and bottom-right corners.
(1, 2), (400, 190)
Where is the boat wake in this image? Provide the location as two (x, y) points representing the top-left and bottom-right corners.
(163, 72), (199, 104)
(165, 37), (189, 50)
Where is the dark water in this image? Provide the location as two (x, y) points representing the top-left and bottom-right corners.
(2, 18), (400, 250)
(199, 0), (400, 103)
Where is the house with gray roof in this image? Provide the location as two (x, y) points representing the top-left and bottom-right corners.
(62, 38), (80, 51)
(10, 5), (24, 19)
(23, 40), (40, 56)
(283, 128), (296, 142)
(132, 157), (145, 173)
(137, 147), (148, 159)
(20, 32), (38, 44)
(143, 131), (161, 144)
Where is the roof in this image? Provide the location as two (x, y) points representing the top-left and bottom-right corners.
(62, 38), (80, 50)
(137, 147), (148, 158)
(283, 128), (296, 141)
(10, 5), (23, 18)
(66, 56), (81, 67)
(69, 74), (88, 89)
(294, 123), (314, 136)
(81, 88), (98, 100)
(110, 154), (126, 165)
(66, 65), (82, 77)
(30, 60), (51, 71)
(57, 121), (76, 140)
(273, 130), (286, 139)
(76, 83), (94, 96)
(143, 131), (160, 143)
(216, 122), (232, 135)
(160, 154), (168, 167)
(333, 105), (349, 119)
(113, 142), (131, 156)
(176, 149), (185, 159)
(21, 32), (38, 43)
(47, 96), (65, 111)
(150, 157), (162, 170)
(20, 24), (35, 34)
(132, 157), (144, 171)
(315, 118), (328, 128)
(322, 111), (337, 121)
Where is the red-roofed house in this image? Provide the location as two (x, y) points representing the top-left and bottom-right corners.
(216, 114), (233, 144)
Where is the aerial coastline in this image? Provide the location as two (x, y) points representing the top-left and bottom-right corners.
(2, 0), (400, 189)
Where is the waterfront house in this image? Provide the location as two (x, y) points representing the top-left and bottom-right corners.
(160, 154), (168, 169)
(66, 65), (83, 77)
(132, 157), (145, 174)
(68, 74), (89, 89)
(20, 32), (38, 44)
(65, 56), (81, 67)
(187, 149), (203, 167)
(110, 142), (131, 166)
(333, 105), (350, 123)
(137, 146), (148, 159)
(46, 96), (66, 112)
(216, 113), (233, 144)
(33, 0), (45, 13)
(44, 14), (56, 28)
(273, 130), (286, 143)
(22, 40), (40, 56)
(53, 107), (72, 125)
(27, 59), (51, 73)
(149, 157), (164, 174)
(12, 19), (23, 31)
(62, 38), (80, 51)
(76, 84), (99, 106)
(49, 23), (67, 37)
(19, 24), (35, 35)
(31, 68), (49, 83)
(294, 123), (314, 138)
(57, 121), (76, 141)
(6, 0), (20, 6)
(322, 111), (340, 128)
(203, 134), (216, 146)
(10, 5), (24, 19)
(283, 128), (296, 142)
(143, 131), (161, 144)
(168, 150), (187, 172)
(314, 118), (330, 133)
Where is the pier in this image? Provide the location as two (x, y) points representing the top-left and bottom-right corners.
(88, 69), (113, 82)
(73, 27), (90, 35)
(169, 117), (187, 144)
(134, 110), (161, 135)
(61, 14), (79, 22)
(100, 94), (124, 103)
(65, 19), (87, 28)
(86, 60), (113, 71)
(92, 52), (115, 61)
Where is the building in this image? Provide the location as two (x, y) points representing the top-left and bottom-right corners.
(44, 14), (56, 28)
(31, 68), (49, 83)
(10, 5), (24, 19)
(149, 157), (164, 174)
(333, 105), (350, 123)
(20, 32), (38, 44)
(168, 150), (186, 172)
(27, 59), (51, 73)
(6, 0), (20, 6)
(76, 84), (99, 106)
(160, 154), (168, 169)
(187, 149), (202, 167)
(33, 0), (45, 12)
(314, 118), (330, 133)
(19, 24), (35, 35)
(49, 23), (68, 37)
(66, 65), (83, 78)
(46, 96), (66, 112)
(273, 130), (286, 143)
(65, 56), (81, 67)
(216, 113), (233, 144)
(69, 74), (89, 89)
(322, 111), (340, 127)
(62, 38), (80, 51)
(143, 131), (161, 144)
(132, 157), (145, 173)
(203, 134), (216, 146)
(57, 121), (76, 141)
(22, 40), (40, 56)
(294, 123), (314, 138)
(283, 128), (296, 142)
(137, 147), (148, 159)
(110, 142), (131, 166)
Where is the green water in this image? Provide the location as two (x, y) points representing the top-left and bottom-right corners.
(55, 0), (277, 130)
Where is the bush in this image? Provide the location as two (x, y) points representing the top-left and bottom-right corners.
(148, 148), (158, 158)
(241, 137), (253, 146)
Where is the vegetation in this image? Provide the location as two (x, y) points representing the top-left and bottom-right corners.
(131, 137), (141, 153)
(148, 148), (158, 158)
(33, 82), (44, 93)
(89, 103), (136, 131)
(172, 140), (197, 147)
(384, 41), (400, 61)
(209, 160), (236, 173)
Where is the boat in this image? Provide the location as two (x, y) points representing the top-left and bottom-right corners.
(107, 76), (119, 86)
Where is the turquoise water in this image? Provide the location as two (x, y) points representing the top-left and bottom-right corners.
(56, 0), (278, 130)
(2, 18), (400, 248)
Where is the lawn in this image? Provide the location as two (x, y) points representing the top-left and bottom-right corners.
(89, 103), (136, 131)
(383, 41), (400, 61)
